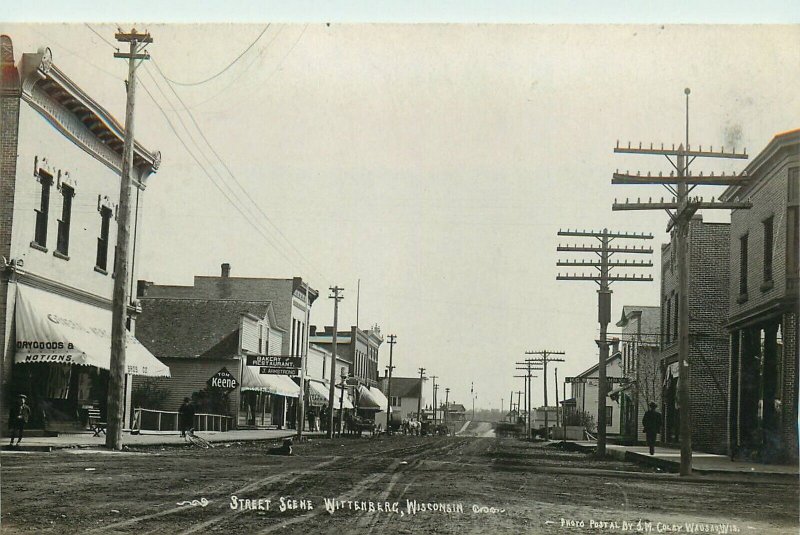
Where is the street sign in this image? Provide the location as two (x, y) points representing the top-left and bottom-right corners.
(247, 355), (301, 368)
(564, 377), (587, 384)
(345, 377), (359, 386)
(607, 377), (631, 384)
(259, 367), (298, 376)
(208, 367), (238, 390)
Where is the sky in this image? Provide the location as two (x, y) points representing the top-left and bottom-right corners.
(3, 4), (799, 412)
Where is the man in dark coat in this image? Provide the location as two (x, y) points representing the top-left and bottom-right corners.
(8, 394), (32, 446)
(642, 401), (663, 455)
(178, 397), (195, 437)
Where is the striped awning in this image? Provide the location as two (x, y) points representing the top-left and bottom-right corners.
(241, 366), (299, 397)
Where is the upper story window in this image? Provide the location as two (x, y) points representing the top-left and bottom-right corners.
(763, 216), (774, 284)
(788, 168), (799, 282)
(32, 170), (53, 249)
(95, 206), (113, 272)
(55, 183), (74, 257)
(739, 233), (749, 298)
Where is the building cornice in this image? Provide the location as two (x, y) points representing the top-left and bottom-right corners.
(721, 129), (800, 202)
(18, 47), (160, 188)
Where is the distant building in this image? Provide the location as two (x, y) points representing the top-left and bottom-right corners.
(659, 216), (730, 454)
(722, 129), (799, 463)
(569, 343), (623, 435)
(136, 265), (318, 429)
(0, 37), (167, 433)
(309, 325), (383, 388)
(377, 376), (424, 423)
(615, 305), (661, 443)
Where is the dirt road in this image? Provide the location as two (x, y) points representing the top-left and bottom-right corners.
(1, 436), (796, 534)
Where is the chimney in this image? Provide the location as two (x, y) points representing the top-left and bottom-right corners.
(221, 263), (231, 278)
(611, 337), (621, 354)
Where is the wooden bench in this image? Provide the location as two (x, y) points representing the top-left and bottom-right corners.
(87, 408), (106, 437)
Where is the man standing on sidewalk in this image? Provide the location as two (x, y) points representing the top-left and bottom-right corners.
(178, 397), (195, 438)
(642, 402), (662, 455)
(8, 394), (32, 447)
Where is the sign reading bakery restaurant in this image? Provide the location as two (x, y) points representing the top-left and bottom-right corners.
(246, 355), (301, 368)
(208, 367), (239, 391)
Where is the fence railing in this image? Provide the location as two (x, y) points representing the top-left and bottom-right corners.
(131, 408), (234, 433)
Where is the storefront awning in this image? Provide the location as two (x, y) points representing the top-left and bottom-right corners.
(308, 380), (330, 406)
(334, 386), (354, 410)
(369, 386), (389, 409)
(241, 366), (299, 397)
(357, 384), (382, 409)
(14, 284), (170, 377)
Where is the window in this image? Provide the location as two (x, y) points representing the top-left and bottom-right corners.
(763, 216), (774, 283)
(739, 234), (749, 297)
(673, 293), (679, 343)
(788, 168), (799, 282)
(390, 396), (401, 407)
(95, 206), (112, 272)
(606, 406), (613, 427)
(665, 296), (671, 345)
(33, 170), (53, 248)
(55, 184), (73, 257)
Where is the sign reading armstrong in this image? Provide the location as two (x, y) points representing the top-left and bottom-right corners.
(208, 367), (239, 390)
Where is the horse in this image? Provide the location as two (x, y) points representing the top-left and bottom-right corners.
(408, 420), (421, 436)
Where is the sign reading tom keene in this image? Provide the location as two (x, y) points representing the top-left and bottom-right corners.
(208, 367), (239, 390)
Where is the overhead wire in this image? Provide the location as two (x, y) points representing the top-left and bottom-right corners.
(138, 78), (311, 276)
(147, 55), (328, 284)
(156, 24), (271, 87)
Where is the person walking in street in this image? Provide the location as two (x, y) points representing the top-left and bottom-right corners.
(178, 397), (195, 438)
(8, 394), (32, 446)
(306, 407), (316, 432)
(642, 401), (663, 455)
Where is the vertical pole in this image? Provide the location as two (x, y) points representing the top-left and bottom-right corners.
(542, 354), (549, 436)
(416, 368), (425, 420)
(107, 32), (147, 450)
(526, 364), (532, 439)
(385, 334), (396, 432)
(509, 391), (513, 421)
(555, 368), (560, 438)
(597, 228), (611, 458)
(677, 134), (693, 475)
(296, 283), (309, 440)
(431, 376), (438, 425)
(327, 286), (342, 439)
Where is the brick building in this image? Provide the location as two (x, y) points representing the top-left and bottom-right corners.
(309, 324), (383, 388)
(659, 216), (730, 454)
(722, 129), (799, 463)
(0, 37), (168, 432)
(616, 305), (660, 442)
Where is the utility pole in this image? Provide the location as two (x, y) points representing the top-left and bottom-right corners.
(431, 376), (439, 425)
(524, 350), (565, 440)
(385, 334), (397, 433)
(557, 228), (652, 457)
(554, 368), (560, 439)
(416, 367), (426, 420)
(471, 382), (474, 421)
(327, 286), (344, 438)
(611, 88), (751, 475)
(444, 387), (450, 429)
(516, 359), (542, 439)
(509, 391), (513, 421)
(106, 29), (152, 451)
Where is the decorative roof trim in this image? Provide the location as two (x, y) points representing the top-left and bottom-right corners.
(18, 47), (160, 189)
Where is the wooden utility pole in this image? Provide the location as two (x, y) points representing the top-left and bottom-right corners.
(430, 376), (439, 425)
(611, 88), (751, 475)
(556, 228), (652, 457)
(554, 368), (560, 439)
(326, 286), (344, 438)
(416, 367), (426, 419)
(444, 387), (450, 429)
(385, 334), (397, 432)
(524, 350), (565, 439)
(516, 359), (542, 439)
(107, 29), (152, 451)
